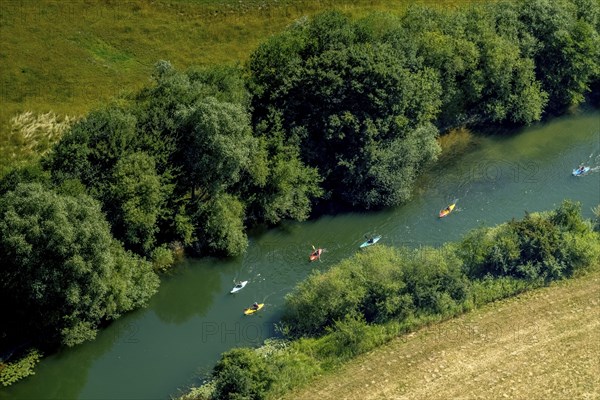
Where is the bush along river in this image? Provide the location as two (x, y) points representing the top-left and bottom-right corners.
(1, 110), (599, 400)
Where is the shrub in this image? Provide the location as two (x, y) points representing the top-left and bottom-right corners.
(282, 262), (366, 337)
(592, 204), (600, 232)
(0, 349), (42, 387)
(151, 244), (175, 272)
(401, 246), (469, 317)
(459, 202), (598, 283)
(212, 348), (275, 400)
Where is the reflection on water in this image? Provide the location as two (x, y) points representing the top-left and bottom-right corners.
(2, 111), (598, 400)
(151, 259), (229, 324)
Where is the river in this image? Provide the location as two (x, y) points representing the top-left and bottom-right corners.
(1, 110), (599, 400)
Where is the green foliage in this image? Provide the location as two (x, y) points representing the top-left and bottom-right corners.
(266, 341), (322, 397)
(550, 199), (590, 234)
(518, 0), (600, 112)
(283, 202), (598, 342)
(459, 201), (599, 283)
(388, 3), (548, 127)
(41, 60), (324, 258)
(468, 276), (536, 307)
(322, 314), (384, 361)
(151, 244), (175, 272)
(193, 194), (248, 257)
(283, 261), (367, 337)
(44, 106), (138, 188)
(193, 201), (599, 400)
(177, 97), (256, 198)
(212, 348), (275, 400)
(0, 162), (51, 196)
(0, 349), (42, 387)
(401, 246), (469, 316)
(0, 183), (159, 347)
(282, 245), (468, 338)
(109, 152), (165, 253)
(592, 204), (600, 232)
(248, 11), (442, 208)
(243, 111), (323, 224)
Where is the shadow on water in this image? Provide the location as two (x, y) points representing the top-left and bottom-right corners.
(151, 258), (236, 325)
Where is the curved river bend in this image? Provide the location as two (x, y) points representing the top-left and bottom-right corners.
(1, 111), (599, 400)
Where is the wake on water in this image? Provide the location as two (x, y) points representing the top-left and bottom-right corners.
(576, 152), (600, 175)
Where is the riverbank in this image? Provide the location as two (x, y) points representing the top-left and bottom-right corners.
(283, 268), (600, 399)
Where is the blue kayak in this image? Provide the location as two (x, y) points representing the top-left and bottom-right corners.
(360, 235), (381, 248)
(572, 167), (590, 176)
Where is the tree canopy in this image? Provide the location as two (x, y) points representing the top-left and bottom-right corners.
(248, 12), (442, 208)
(0, 183), (159, 347)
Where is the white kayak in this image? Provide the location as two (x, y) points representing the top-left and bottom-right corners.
(360, 235), (381, 248)
(230, 281), (248, 294)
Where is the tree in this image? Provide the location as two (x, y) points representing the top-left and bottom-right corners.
(518, 0), (600, 112)
(108, 152), (166, 254)
(177, 97), (257, 200)
(44, 107), (177, 254)
(0, 183), (159, 347)
(462, 15), (548, 125)
(242, 110), (323, 224)
(247, 11), (442, 209)
(44, 106), (138, 191)
(388, 6), (480, 128)
(192, 194), (248, 257)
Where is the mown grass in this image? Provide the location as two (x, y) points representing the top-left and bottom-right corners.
(0, 0), (492, 169)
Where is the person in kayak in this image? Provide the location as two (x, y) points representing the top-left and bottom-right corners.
(577, 165), (585, 173)
(252, 302), (259, 310)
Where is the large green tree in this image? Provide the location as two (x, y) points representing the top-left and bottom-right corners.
(518, 0), (600, 112)
(0, 183), (159, 347)
(248, 11), (442, 209)
(242, 110), (323, 224)
(176, 97), (257, 199)
(388, 4), (548, 127)
(108, 152), (166, 254)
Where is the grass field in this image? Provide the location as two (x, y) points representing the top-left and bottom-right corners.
(0, 0), (490, 170)
(283, 271), (600, 400)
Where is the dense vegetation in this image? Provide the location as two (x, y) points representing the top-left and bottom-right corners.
(1, 0), (598, 386)
(191, 201), (600, 399)
(0, 183), (159, 347)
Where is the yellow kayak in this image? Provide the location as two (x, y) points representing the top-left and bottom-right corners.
(439, 203), (456, 218)
(243, 303), (264, 315)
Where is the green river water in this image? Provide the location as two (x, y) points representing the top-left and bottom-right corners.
(1, 111), (599, 400)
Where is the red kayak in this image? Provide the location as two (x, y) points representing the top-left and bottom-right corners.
(309, 248), (323, 262)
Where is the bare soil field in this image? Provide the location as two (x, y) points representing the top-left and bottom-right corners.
(284, 272), (600, 400)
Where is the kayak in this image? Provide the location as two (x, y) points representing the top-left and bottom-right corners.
(243, 303), (264, 315)
(360, 235), (382, 248)
(439, 203), (456, 218)
(230, 281), (248, 294)
(309, 248), (323, 262)
(572, 167), (590, 176)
